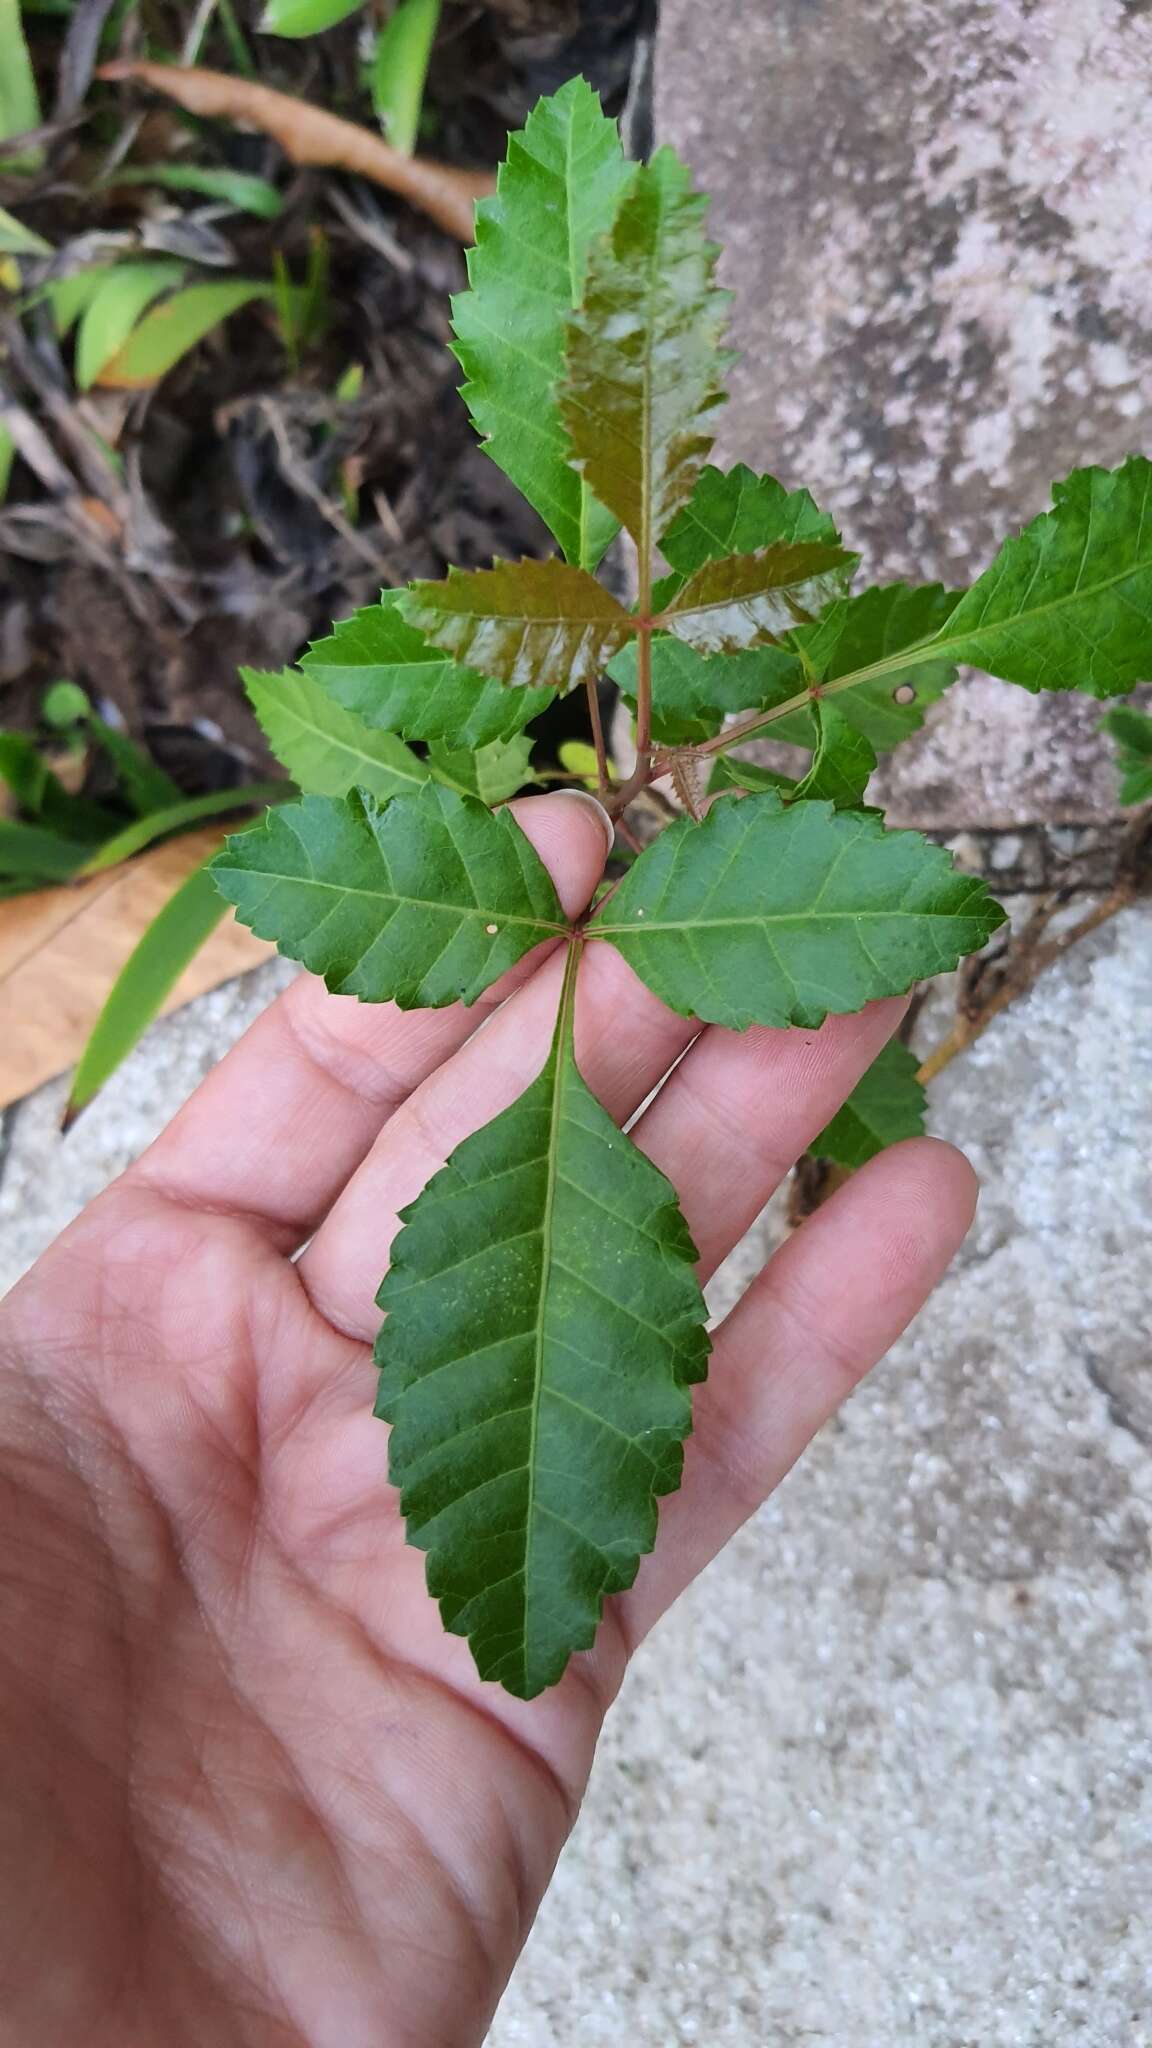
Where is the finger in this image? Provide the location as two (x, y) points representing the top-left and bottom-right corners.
(616, 1137), (978, 1647)
(297, 939), (699, 1346)
(124, 793), (614, 1247)
(632, 998), (908, 1278)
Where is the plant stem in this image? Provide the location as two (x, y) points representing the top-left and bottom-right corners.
(584, 675), (611, 796)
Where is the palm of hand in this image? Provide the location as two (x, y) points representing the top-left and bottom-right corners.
(0, 796), (973, 2048)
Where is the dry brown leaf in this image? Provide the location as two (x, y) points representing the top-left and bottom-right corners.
(0, 826), (273, 1110)
(98, 62), (494, 242)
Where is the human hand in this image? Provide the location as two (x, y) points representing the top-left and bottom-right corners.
(0, 792), (975, 2048)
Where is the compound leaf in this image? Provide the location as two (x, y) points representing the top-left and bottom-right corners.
(594, 791), (1006, 1029)
(561, 147), (731, 560)
(811, 1039), (927, 1169)
(791, 700), (877, 808)
(302, 592), (552, 750)
(661, 542), (855, 656)
(401, 559), (631, 692)
(211, 783), (567, 1007)
(243, 667), (431, 799)
(1102, 702), (1152, 805)
(374, 953), (709, 1699)
(451, 77), (630, 570)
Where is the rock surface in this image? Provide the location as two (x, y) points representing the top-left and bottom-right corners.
(654, 0), (1152, 826)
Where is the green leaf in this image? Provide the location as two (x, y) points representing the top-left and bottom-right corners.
(0, 0), (42, 169)
(374, 949), (709, 1698)
(658, 462), (849, 590)
(871, 459), (1152, 701)
(371, 0), (439, 155)
(791, 700), (877, 808)
(77, 782), (284, 876)
(87, 717), (181, 817)
(109, 163), (284, 219)
(0, 205), (51, 255)
(0, 420), (12, 505)
(561, 147), (731, 561)
(426, 734), (534, 805)
(400, 559), (632, 693)
(67, 861), (230, 1120)
(301, 592), (552, 748)
(46, 268), (111, 339)
(1102, 703), (1152, 805)
(609, 634), (804, 747)
(708, 753), (795, 799)
(259, 0), (360, 34)
(93, 280), (269, 388)
(243, 666), (432, 799)
(212, 783), (568, 1007)
(74, 261), (186, 390)
(594, 791), (1006, 1029)
(811, 1039), (927, 1169)
(660, 542), (856, 656)
(0, 816), (90, 881)
(772, 582), (961, 750)
(451, 76), (630, 569)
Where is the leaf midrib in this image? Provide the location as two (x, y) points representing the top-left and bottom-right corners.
(229, 866), (568, 933)
(840, 547), (1152, 697)
(594, 905), (989, 935)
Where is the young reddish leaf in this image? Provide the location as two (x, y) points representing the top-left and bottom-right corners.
(375, 950), (709, 1699)
(660, 542), (855, 656)
(211, 783), (567, 1008)
(301, 592), (552, 748)
(561, 148), (732, 562)
(451, 77), (630, 569)
(811, 1039), (927, 1169)
(594, 792), (1006, 1030)
(400, 559), (632, 692)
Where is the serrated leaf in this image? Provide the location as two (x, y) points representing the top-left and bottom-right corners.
(561, 147), (731, 559)
(811, 1039), (927, 1168)
(791, 700), (876, 808)
(772, 582), (962, 750)
(401, 559), (631, 692)
(302, 592), (552, 750)
(451, 76), (629, 569)
(242, 666), (431, 799)
(212, 784), (567, 1007)
(426, 734), (534, 805)
(880, 458), (1152, 700)
(609, 634), (805, 746)
(374, 953), (709, 1698)
(1102, 703), (1152, 805)
(594, 791), (1006, 1029)
(661, 542), (855, 656)
(658, 462), (850, 597)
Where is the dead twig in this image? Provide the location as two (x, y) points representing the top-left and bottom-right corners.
(97, 63), (494, 242)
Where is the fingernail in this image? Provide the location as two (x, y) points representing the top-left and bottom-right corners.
(553, 787), (616, 859)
